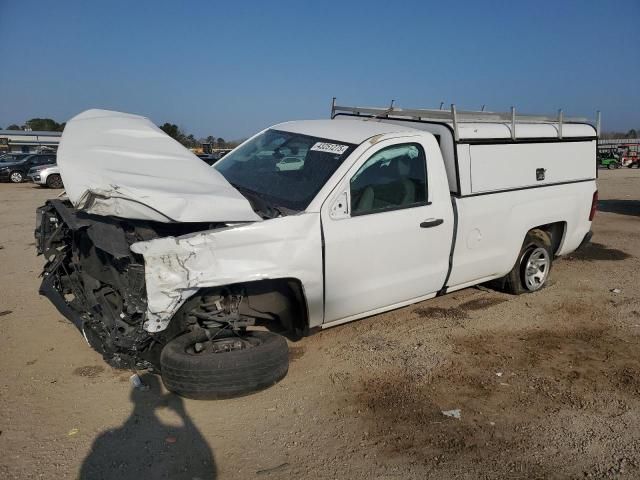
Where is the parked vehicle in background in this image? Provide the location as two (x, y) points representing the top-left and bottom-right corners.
(0, 153), (56, 183)
(596, 149), (620, 169)
(619, 143), (640, 168)
(197, 149), (235, 166)
(36, 106), (597, 399)
(0, 153), (32, 164)
(213, 148), (232, 160)
(28, 164), (63, 188)
(276, 156), (304, 171)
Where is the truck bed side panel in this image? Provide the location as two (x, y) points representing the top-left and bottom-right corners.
(447, 180), (596, 288)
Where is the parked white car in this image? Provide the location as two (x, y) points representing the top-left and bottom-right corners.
(28, 165), (64, 188)
(276, 156), (304, 171)
(36, 106), (597, 399)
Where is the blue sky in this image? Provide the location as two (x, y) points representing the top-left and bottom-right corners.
(0, 0), (638, 139)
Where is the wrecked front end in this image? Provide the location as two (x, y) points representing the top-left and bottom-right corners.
(35, 199), (218, 369)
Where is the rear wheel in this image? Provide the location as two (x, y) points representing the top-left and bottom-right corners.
(160, 329), (289, 399)
(9, 171), (23, 183)
(46, 174), (63, 189)
(492, 229), (553, 295)
(607, 163), (615, 170)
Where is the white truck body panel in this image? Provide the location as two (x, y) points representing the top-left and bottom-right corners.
(468, 141), (596, 194)
(131, 213), (324, 332)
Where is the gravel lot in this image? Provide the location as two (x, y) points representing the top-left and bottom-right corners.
(1, 170), (639, 479)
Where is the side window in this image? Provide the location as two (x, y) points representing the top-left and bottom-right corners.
(350, 143), (427, 215)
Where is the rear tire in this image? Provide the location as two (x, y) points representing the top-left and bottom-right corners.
(607, 163), (615, 170)
(492, 229), (553, 295)
(9, 171), (23, 183)
(160, 329), (289, 399)
(46, 174), (63, 189)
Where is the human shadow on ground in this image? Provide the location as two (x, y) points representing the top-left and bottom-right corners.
(598, 200), (640, 217)
(79, 374), (216, 480)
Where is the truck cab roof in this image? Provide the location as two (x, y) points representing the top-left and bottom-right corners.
(273, 119), (420, 144)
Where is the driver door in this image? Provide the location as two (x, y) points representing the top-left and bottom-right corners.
(321, 137), (452, 323)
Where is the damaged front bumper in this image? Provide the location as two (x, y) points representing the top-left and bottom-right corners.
(35, 200), (208, 368)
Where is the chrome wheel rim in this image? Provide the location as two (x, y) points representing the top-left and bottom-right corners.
(524, 247), (550, 291)
(10, 172), (22, 183)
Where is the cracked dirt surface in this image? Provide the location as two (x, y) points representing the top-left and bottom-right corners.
(1, 169), (639, 479)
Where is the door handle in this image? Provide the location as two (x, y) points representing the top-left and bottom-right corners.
(420, 218), (444, 228)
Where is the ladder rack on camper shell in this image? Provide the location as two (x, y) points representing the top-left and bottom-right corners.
(330, 99), (601, 141)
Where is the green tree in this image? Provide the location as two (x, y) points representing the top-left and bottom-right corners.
(216, 137), (226, 148)
(6, 124), (22, 130)
(159, 123), (182, 140)
(25, 118), (64, 131)
(158, 123), (202, 148)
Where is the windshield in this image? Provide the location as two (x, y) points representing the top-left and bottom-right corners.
(215, 129), (355, 212)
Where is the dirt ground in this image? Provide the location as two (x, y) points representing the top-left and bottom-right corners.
(1, 170), (639, 480)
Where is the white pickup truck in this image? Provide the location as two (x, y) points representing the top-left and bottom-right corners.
(36, 104), (598, 399)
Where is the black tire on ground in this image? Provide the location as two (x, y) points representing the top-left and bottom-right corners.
(607, 163), (615, 170)
(46, 174), (63, 189)
(160, 329), (289, 400)
(9, 171), (23, 183)
(490, 229), (553, 295)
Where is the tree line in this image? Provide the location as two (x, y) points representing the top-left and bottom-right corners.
(1, 118), (236, 149)
(157, 123), (233, 149)
(3, 118), (66, 132)
(601, 129), (639, 140)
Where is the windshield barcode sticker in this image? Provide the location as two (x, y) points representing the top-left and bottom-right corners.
(310, 142), (349, 155)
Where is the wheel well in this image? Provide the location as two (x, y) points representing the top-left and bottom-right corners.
(177, 278), (309, 340)
(530, 221), (566, 255)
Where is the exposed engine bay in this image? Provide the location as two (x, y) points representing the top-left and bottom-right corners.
(35, 199), (227, 369)
(36, 199), (305, 373)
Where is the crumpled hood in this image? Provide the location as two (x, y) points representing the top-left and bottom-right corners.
(57, 109), (261, 223)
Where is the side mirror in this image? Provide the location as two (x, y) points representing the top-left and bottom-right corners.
(329, 190), (349, 219)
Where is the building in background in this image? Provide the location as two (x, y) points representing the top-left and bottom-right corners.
(0, 130), (61, 153)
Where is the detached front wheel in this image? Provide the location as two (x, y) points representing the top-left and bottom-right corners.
(160, 330), (289, 399)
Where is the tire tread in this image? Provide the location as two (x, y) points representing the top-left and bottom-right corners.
(160, 330), (289, 400)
